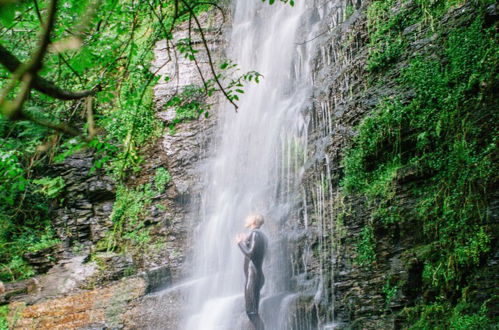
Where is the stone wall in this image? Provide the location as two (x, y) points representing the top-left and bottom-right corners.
(52, 151), (116, 251)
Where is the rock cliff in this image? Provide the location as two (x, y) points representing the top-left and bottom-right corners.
(292, 0), (498, 328)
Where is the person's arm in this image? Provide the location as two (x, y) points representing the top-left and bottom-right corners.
(238, 231), (256, 258)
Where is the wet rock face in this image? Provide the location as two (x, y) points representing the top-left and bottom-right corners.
(152, 9), (223, 200)
(149, 9), (224, 275)
(23, 244), (64, 274)
(287, 0), (379, 325)
(8, 277), (146, 330)
(51, 151), (115, 250)
(3, 256), (98, 306)
(292, 1), (498, 329)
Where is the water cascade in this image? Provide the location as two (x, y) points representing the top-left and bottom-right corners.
(182, 1), (319, 329)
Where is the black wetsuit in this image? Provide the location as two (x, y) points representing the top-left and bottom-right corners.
(238, 229), (267, 330)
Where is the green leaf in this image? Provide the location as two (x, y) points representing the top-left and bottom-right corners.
(71, 49), (95, 74)
(0, 4), (16, 27)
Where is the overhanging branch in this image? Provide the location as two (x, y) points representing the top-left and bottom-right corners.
(0, 44), (95, 100)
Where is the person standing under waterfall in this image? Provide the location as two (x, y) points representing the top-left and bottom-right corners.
(236, 213), (268, 330)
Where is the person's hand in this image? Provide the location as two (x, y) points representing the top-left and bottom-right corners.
(235, 233), (246, 244)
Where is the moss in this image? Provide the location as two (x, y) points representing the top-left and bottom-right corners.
(403, 298), (494, 330)
(356, 225), (376, 268)
(103, 183), (155, 252)
(383, 276), (400, 310)
(366, 0), (413, 72)
(0, 305), (8, 330)
(154, 167), (171, 194)
(344, 3), (355, 20)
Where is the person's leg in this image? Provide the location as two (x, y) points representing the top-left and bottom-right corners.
(246, 275), (265, 330)
(247, 312), (265, 330)
(246, 272), (266, 330)
(254, 278), (265, 330)
(246, 306), (264, 330)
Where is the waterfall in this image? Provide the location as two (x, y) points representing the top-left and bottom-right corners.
(182, 1), (318, 329)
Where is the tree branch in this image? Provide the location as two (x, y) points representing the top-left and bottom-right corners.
(0, 44), (95, 100)
(180, 0), (238, 111)
(22, 111), (83, 137)
(85, 96), (95, 139)
(188, 12), (209, 94)
(0, 0), (60, 120)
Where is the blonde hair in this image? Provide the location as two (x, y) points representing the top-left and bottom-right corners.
(246, 213), (265, 228)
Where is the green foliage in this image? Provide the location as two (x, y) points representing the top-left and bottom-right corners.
(342, 101), (403, 196)
(448, 303), (491, 330)
(0, 225), (60, 281)
(154, 167), (171, 194)
(405, 299), (492, 330)
(0, 146), (60, 281)
(104, 183), (155, 252)
(0, 0), (236, 176)
(33, 176), (66, 199)
(166, 85), (209, 128)
(25, 228), (61, 254)
(263, 0), (295, 6)
(345, 0), (498, 326)
(224, 67), (262, 103)
(366, 0), (408, 72)
(365, 0), (484, 73)
(0, 0), (160, 282)
(0, 256), (35, 282)
(0, 149), (27, 206)
(382, 278), (398, 309)
(355, 225), (376, 268)
(0, 118), (62, 282)
(164, 63), (261, 135)
(0, 305), (8, 330)
(344, 4), (355, 20)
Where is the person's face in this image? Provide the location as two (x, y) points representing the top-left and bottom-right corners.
(245, 218), (255, 228)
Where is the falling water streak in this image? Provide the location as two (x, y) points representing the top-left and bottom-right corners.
(299, 0), (358, 326)
(325, 154), (335, 322)
(181, 1), (320, 329)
